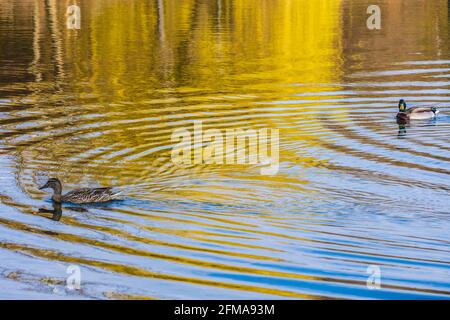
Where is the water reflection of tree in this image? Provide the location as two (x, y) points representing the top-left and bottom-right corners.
(19, 0), (345, 175)
(342, 0), (449, 71)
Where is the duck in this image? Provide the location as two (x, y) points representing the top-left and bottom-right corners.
(39, 177), (120, 204)
(396, 99), (439, 122)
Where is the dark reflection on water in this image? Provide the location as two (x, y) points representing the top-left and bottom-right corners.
(0, 0), (449, 299)
(38, 201), (62, 222)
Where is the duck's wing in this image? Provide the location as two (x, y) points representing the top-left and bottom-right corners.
(405, 106), (437, 114)
(62, 187), (116, 203)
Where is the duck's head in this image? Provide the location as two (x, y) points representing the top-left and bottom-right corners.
(39, 178), (62, 194)
(398, 99), (407, 112)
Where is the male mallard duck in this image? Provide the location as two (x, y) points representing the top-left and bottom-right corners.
(396, 99), (439, 121)
(39, 178), (120, 204)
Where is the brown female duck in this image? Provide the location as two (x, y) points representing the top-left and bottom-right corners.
(39, 178), (120, 204)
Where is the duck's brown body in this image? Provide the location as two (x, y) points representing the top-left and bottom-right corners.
(54, 187), (116, 204)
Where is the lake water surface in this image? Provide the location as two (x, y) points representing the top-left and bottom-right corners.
(0, 0), (449, 299)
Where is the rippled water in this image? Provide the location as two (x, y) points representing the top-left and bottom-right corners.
(1, 0), (449, 299)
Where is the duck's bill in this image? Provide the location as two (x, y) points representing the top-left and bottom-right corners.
(39, 184), (48, 190)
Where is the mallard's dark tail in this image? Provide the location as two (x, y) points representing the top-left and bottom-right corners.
(431, 107), (439, 114)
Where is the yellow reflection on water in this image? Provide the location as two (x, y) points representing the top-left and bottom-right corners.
(15, 0), (346, 198)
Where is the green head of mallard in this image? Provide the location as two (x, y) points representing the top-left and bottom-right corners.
(398, 99), (407, 112)
(39, 177), (62, 195)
